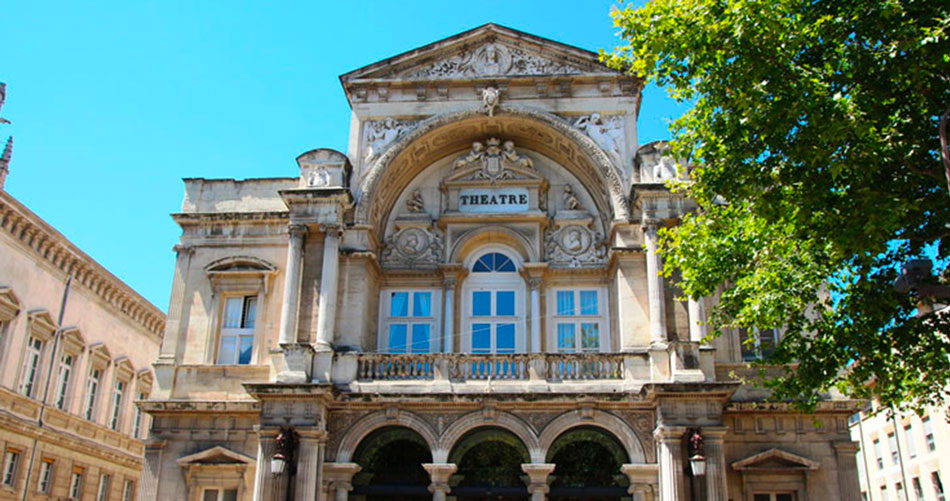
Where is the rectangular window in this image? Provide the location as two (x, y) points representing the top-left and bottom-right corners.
(122, 479), (135, 501)
(37, 458), (54, 493)
(913, 477), (923, 500)
(54, 353), (74, 410)
(889, 432), (899, 465)
(217, 295), (257, 364)
(924, 417), (936, 452)
(905, 424), (917, 459)
(2, 448), (19, 486)
(132, 392), (147, 439)
(935, 472), (946, 501)
(553, 289), (603, 353)
(874, 439), (883, 469)
(84, 368), (101, 421)
(109, 380), (125, 431)
(897, 482), (905, 500)
(97, 474), (111, 501)
(739, 328), (777, 361)
(203, 489), (238, 501)
(382, 291), (436, 353)
(20, 336), (44, 397)
(70, 466), (84, 498)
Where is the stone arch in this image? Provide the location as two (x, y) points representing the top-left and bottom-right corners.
(335, 409), (439, 462)
(435, 410), (541, 463)
(355, 105), (630, 236)
(451, 227), (537, 265)
(538, 409), (647, 463)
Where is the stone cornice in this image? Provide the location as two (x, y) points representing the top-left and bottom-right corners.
(171, 210), (290, 224)
(0, 191), (165, 339)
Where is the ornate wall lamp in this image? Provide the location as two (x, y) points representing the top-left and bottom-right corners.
(686, 428), (706, 477)
(271, 427), (299, 476)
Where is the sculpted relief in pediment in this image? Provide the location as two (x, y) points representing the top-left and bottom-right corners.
(397, 42), (585, 79)
(448, 137), (539, 184)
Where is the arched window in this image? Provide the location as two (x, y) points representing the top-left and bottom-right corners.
(462, 249), (526, 354)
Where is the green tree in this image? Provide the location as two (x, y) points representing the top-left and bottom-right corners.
(606, 0), (950, 410)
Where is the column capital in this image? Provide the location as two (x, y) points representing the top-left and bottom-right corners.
(527, 277), (543, 290)
(320, 223), (343, 236)
(521, 463), (555, 494)
(833, 440), (861, 454)
(322, 462), (361, 485)
(641, 218), (664, 232)
(653, 425), (690, 441)
(288, 223), (309, 238)
(423, 463), (458, 494)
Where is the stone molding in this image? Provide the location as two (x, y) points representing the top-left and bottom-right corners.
(0, 192), (165, 338)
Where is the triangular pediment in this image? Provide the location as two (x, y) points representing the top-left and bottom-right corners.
(341, 23), (615, 82)
(177, 446), (255, 466)
(731, 448), (820, 471)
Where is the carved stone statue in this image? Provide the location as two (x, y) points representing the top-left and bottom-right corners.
(562, 185), (580, 210)
(451, 138), (534, 182)
(574, 113), (623, 161)
(363, 118), (418, 164)
(453, 141), (485, 169)
(306, 166), (330, 187)
(502, 140), (532, 169)
(482, 86), (500, 116)
(406, 189), (425, 213)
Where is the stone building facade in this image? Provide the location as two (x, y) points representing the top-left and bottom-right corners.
(142, 24), (862, 501)
(0, 137), (165, 497)
(850, 399), (950, 501)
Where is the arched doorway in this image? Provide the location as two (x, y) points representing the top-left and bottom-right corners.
(546, 426), (631, 500)
(449, 427), (530, 500)
(350, 426), (433, 500)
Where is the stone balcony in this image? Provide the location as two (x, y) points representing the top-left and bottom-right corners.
(324, 342), (715, 394)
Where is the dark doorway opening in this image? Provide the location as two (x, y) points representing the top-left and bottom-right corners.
(351, 426), (432, 501)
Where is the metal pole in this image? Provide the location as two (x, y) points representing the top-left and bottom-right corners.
(21, 273), (72, 501)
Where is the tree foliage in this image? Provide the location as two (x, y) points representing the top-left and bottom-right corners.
(606, 0), (950, 410)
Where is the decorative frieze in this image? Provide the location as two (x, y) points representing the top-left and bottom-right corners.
(398, 42), (584, 79)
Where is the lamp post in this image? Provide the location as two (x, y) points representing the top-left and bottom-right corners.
(685, 428), (706, 500)
(271, 427), (299, 501)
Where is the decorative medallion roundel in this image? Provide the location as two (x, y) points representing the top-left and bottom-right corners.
(561, 226), (591, 255)
(396, 228), (430, 258)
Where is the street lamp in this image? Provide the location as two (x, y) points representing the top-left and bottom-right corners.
(686, 428), (706, 477)
(271, 427), (298, 476)
(271, 452), (287, 476)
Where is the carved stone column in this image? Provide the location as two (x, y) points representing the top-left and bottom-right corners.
(621, 464), (659, 501)
(528, 278), (543, 353)
(654, 427), (687, 501)
(442, 277), (456, 354)
(643, 220), (667, 345)
(322, 463), (360, 501)
(423, 463), (457, 501)
(703, 427), (728, 501)
(521, 464), (555, 501)
(279, 224), (308, 345)
(295, 433), (325, 501)
(158, 243), (194, 365)
(834, 441), (861, 501)
(687, 297), (705, 343)
(252, 432), (278, 501)
(316, 225), (342, 349)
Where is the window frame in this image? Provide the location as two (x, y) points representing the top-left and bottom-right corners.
(37, 457), (54, 494)
(19, 336), (45, 398)
(109, 378), (126, 431)
(547, 287), (609, 353)
(69, 465), (84, 499)
(17, 310), (57, 399)
(215, 293), (260, 365)
(97, 473), (111, 501)
(739, 327), (779, 362)
(204, 256), (276, 367)
(84, 366), (103, 422)
(2, 447), (20, 487)
(122, 478), (135, 501)
(924, 416), (936, 452)
(460, 248), (527, 354)
(377, 289), (441, 353)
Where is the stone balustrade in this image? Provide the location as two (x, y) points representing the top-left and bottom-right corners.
(349, 352), (628, 383)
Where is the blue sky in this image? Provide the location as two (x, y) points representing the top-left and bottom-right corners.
(0, 1), (687, 311)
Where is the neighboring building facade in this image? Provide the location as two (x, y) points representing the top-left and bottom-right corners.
(851, 402), (950, 501)
(0, 101), (166, 499)
(142, 24), (862, 501)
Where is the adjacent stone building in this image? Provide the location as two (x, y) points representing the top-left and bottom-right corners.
(0, 113), (165, 498)
(850, 399), (950, 501)
(142, 24), (862, 501)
